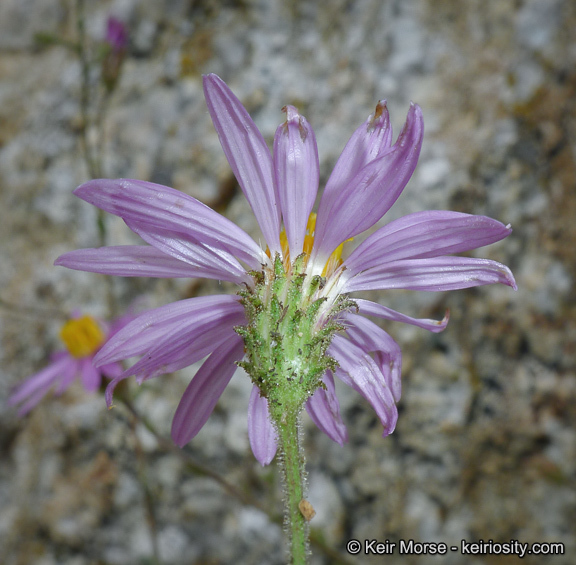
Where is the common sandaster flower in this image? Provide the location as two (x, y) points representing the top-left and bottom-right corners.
(56, 74), (516, 465)
(9, 312), (132, 416)
(105, 16), (128, 53)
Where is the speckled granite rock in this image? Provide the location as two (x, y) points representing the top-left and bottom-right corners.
(1, 1), (574, 564)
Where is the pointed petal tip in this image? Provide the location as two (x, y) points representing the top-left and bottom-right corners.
(171, 425), (188, 448)
(495, 262), (517, 291)
(381, 418), (398, 438)
(73, 178), (108, 198)
(256, 451), (276, 466)
(104, 377), (120, 408)
(330, 428), (349, 447)
(403, 102), (423, 134)
(368, 100), (390, 131)
(202, 73), (234, 101)
(202, 73), (223, 90)
(52, 249), (86, 268)
(429, 309), (451, 333)
(281, 104), (300, 122)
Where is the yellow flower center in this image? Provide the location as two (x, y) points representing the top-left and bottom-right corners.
(272, 213), (350, 278)
(60, 315), (105, 358)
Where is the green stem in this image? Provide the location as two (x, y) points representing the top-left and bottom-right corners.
(276, 409), (309, 565)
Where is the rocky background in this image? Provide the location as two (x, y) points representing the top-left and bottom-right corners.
(1, 0), (575, 564)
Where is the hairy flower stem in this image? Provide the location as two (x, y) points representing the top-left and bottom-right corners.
(237, 253), (349, 563)
(275, 408), (309, 564)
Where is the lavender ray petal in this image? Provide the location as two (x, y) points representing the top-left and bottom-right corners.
(55, 245), (246, 284)
(273, 105), (319, 257)
(344, 211), (513, 273)
(125, 320), (242, 382)
(105, 375), (124, 408)
(305, 370), (348, 445)
(126, 225), (250, 285)
(342, 313), (402, 402)
(8, 354), (73, 408)
(74, 178), (265, 269)
(103, 323), (241, 409)
(79, 357), (102, 392)
(329, 335), (398, 436)
(94, 295), (244, 366)
(247, 385), (278, 466)
(54, 358), (80, 395)
(313, 103), (424, 262)
(171, 336), (244, 447)
(316, 101), (392, 232)
(203, 74), (281, 254)
(343, 256), (518, 293)
(356, 298), (449, 333)
(14, 382), (59, 416)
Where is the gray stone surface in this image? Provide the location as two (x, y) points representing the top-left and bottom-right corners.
(1, 0), (575, 564)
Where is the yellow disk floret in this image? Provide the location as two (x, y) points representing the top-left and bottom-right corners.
(60, 315), (105, 358)
(272, 213), (351, 278)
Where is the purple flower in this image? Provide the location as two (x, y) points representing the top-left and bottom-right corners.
(8, 312), (133, 416)
(55, 74), (516, 465)
(102, 17), (128, 91)
(105, 17), (128, 53)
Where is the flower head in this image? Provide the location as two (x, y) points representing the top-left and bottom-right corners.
(102, 16), (128, 91)
(105, 17), (128, 53)
(8, 312), (133, 416)
(56, 74), (516, 465)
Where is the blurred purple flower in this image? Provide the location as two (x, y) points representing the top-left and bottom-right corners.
(102, 16), (128, 91)
(56, 74), (516, 464)
(105, 16), (128, 53)
(9, 312), (133, 416)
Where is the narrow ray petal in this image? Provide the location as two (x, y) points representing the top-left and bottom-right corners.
(8, 354), (72, 409)
(344, 211), (513, 273)
(305, 370), (348, 445)
(171, 336), (245, 447)
(316, 100), (392, 227)
(273, 105), (319, 257)
(342, 313), (402, 402)
(127, 224), (250, 284)
(203, 74), (281, 254)
(343, 256), (518, 293)
(356, 298), (449, 333)
(14, 382), (60, 417)
(55, 245), (246, 284)
(79, 357), (102, 392)
(124, 321), (241, 382)
(104, 322), (242, 408)
(94, 295), (244, 367)
(313, 103), (424, 261)
(329, 335), (398, 436)
(55, 358), (79, 395)
(74, 178), (264, 269)
(248, 385), (278, 465)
